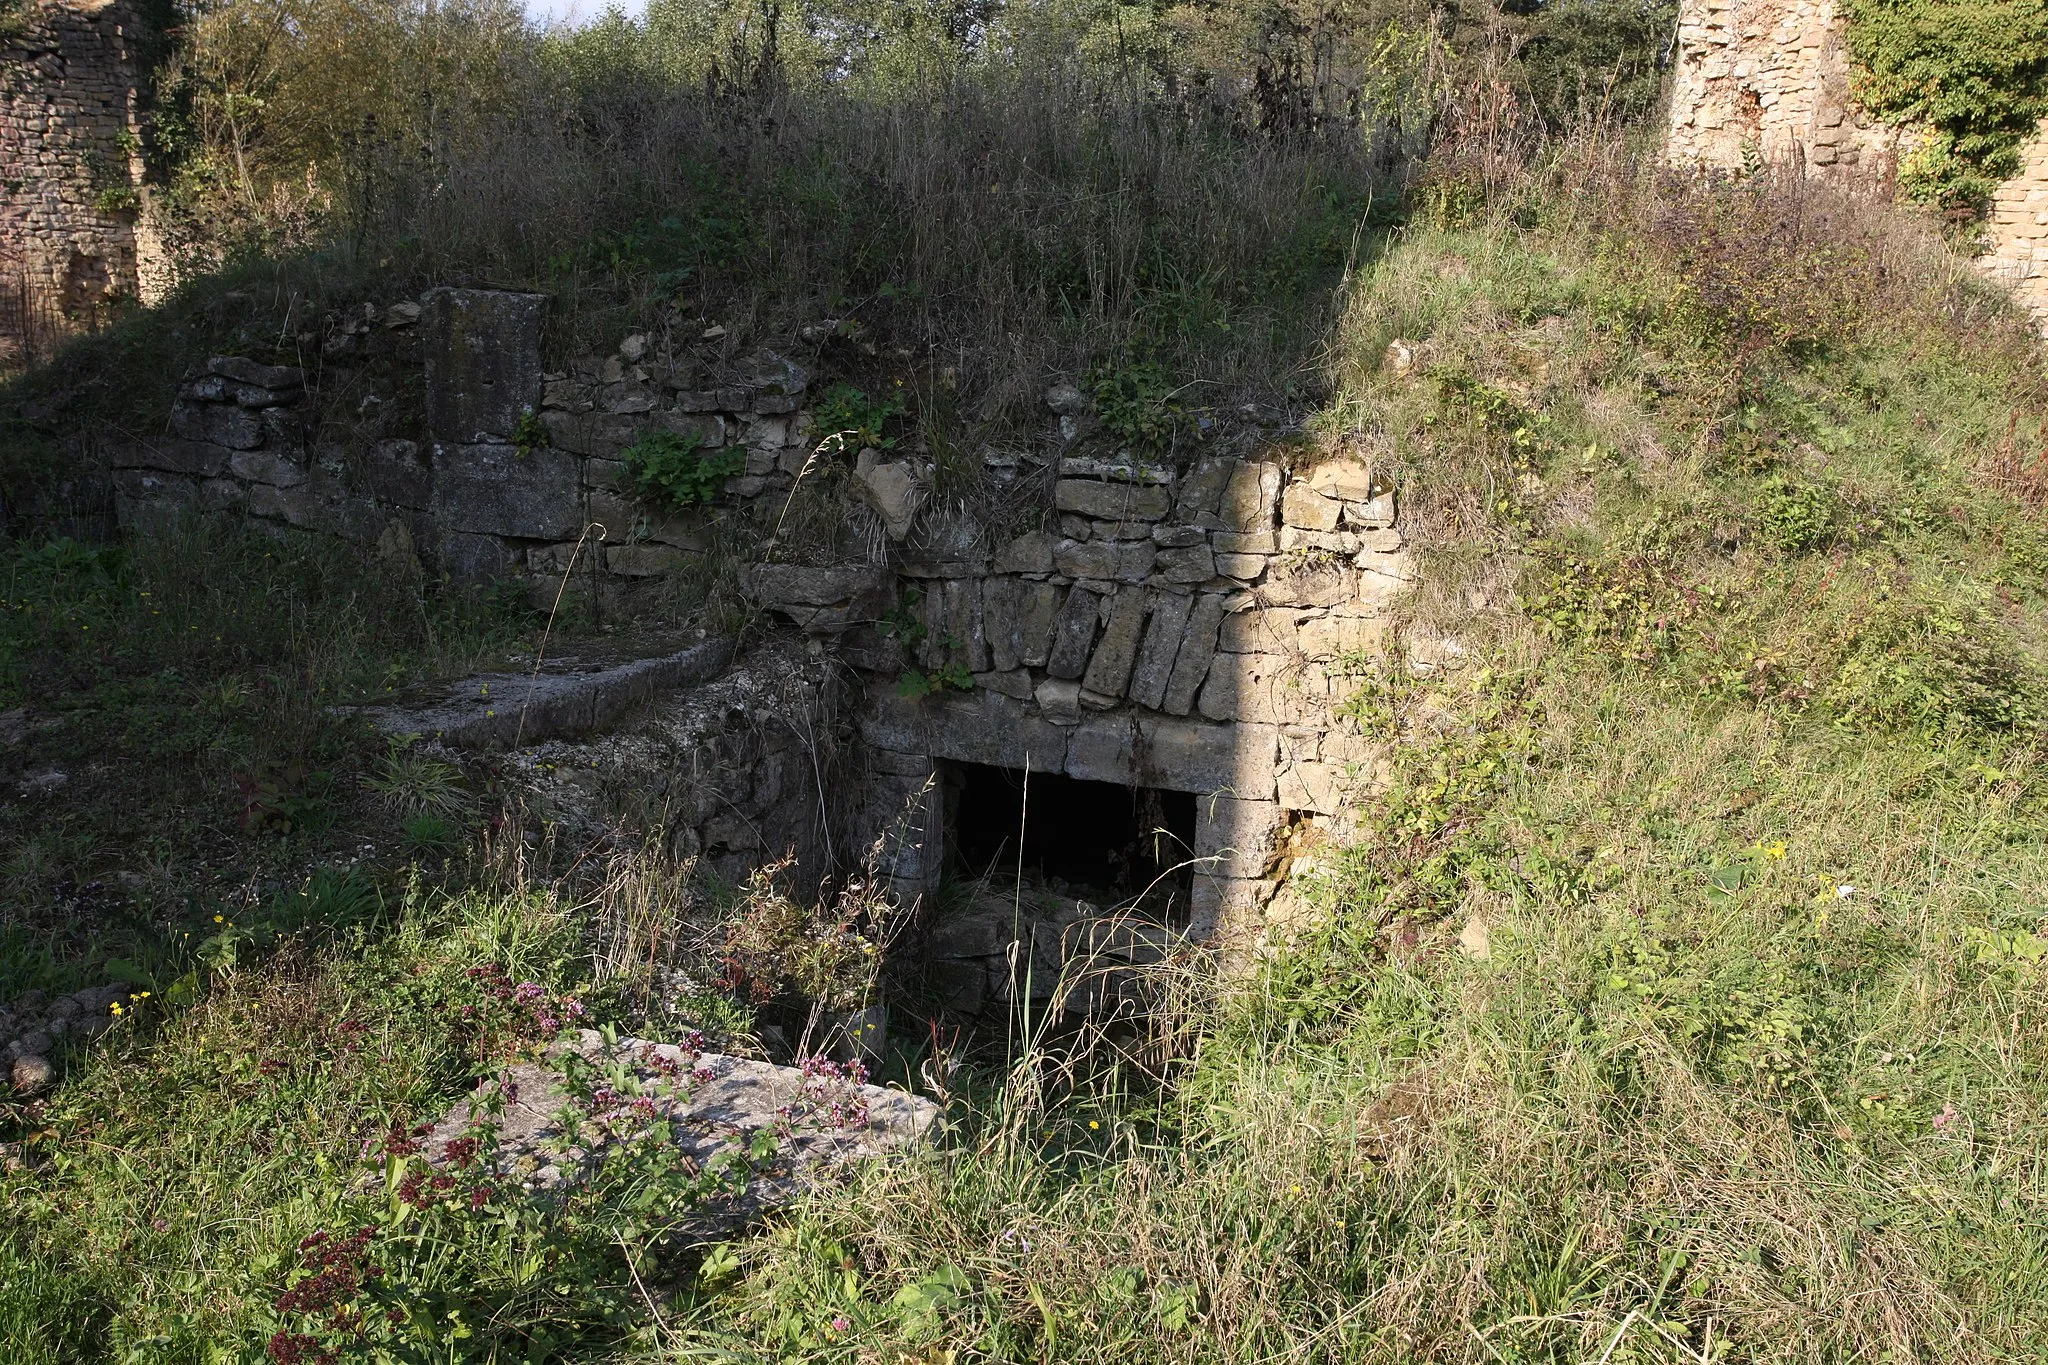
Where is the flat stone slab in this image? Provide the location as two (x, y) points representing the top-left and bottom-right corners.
(357, 637), (733, 749)
(422, 1030), (940, 1239)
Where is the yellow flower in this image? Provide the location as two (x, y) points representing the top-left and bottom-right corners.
(1088, 1120), (1100, 1130)
(213, 914), (224, 923)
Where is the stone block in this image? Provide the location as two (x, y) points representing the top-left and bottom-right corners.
(1280, 526), (1360, 554)
(605, 543), (691, 577)
(431, 443), (582, 540)
(1215, 552), (1268, 580)
(1175, 456), (1234, 525)
(1151, 524), (1206, 548)
(1055, 538), (1155, 582)
(1065, 713), (1135, 784)
(432, 531), (521, 581)
(198, 478), (245, 512)
(1277, 761), (1358, 816)
(1304, 458), (1375, 501)
(1054, 479), (1171, 521)
(422, 288), (547, 442)
(1221, 462), (1281, 532)
(925, 690), (1069, 772)
(742, 563), (890, 608)
(1220, 606), (1300, 654)
(108, 438), (230, 478)
(207, 356), (303, 390)
(1138, 717), (1277, 799)
(1281, 483), (1342, 531)
(1018, 582), (1060, 668)
(1213, 529), (1276, 554)
(1059, 454), (1174, 484)
(223, 447), (302, 488)
(1035, 677), (1082, 723)
(1128, 590), (1193, 711)
(169, 402), (263, 450)
(1046, 586), (1101, 679)
(1162, 593), (1226, 716)
(542, 409), (642, 458)
(943, 577), (988, 672)
(1189, 875), (1275, 942)
(1081, 587), (1150, 700)
(360, 440), (431, 508)
(1199, 652), (1318, 725)
(1342, 492), (1397, 529)
(1088, 518), (1156, 541)
(1154, 544), (1214, 584)
(1296, 610), (1384, 659)
(974, 668), (1035, 700)
(994, 530), (1056, 574)
(1262, 555), (1355, 607)
(1194, 794), (1285, 880)
(983, 576), (1021, 672)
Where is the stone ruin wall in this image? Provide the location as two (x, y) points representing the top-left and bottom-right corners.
(109, 288), (1420, 1014)
(1666, 0), (2048, 325)
(0, 0), (153, 363)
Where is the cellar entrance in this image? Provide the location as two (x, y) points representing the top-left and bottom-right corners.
(945, 761), (1197, 919)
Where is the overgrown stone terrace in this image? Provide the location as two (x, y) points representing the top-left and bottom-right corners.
(110, 287), (1427, 1020)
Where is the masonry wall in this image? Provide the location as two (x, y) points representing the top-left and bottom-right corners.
(0, 0), (151, 363)
(1665, 0), (2048, 325)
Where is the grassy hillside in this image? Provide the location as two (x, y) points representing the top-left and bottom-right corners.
(6, 19), (2048, 1362)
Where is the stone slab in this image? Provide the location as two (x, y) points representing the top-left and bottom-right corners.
(423, 288), (547, 442)
(1080, 587), (1150, 700)
(1046, 585), (1100, 679)
(431, 443), (582, 542)
(1138, 717), (1277, 799)
(1128, 590), (1193, 711)
(1161, 592), (1226, 716)
(1055, 479), (1172, 521)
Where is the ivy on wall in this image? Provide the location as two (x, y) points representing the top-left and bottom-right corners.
(1843, 0), (2048, 214)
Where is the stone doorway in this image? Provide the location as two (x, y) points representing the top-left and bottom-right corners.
(944, 761), (1198, 922)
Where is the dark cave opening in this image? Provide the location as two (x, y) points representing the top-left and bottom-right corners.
(945, 761), (1197, 913)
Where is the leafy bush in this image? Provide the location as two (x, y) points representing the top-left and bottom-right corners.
(1844, 0), (2048, 214)
(1088, 360), (1184, 453)
(811, 382), (906, 453)
(622, 431), (745, 509)
(1825, 600), (2041, 736)
(1754, 473), (1842, 553)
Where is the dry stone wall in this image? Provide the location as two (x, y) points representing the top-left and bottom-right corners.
(0, 0), (153, 363)
(1665, 0), (2048, 326)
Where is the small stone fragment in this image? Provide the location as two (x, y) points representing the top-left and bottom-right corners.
(10, 1055), (53, 1093)
(1035, 677), (1083, 723)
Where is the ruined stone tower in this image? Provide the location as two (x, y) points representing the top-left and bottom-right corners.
(1664, 0), (2048, 326)
(0, 0), (153, 365)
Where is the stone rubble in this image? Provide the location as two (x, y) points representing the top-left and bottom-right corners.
(2, 983), (132, 1093)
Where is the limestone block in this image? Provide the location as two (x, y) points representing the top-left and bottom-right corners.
(925, 690), (1069, 772)
(228, 449), (306, 488)
(1018, 582), (1060, 668)
(1220, 462), (1281, 532)
(994, 530), (1056, 574)
(341, 440), (420, 510)
(542, 409), (642, 458)
(943, 577), (988, 672)
(1281, 483), (1342, 531)
(982, 576), (1021, 671)
(1262, 555), (1355, 607)
(422, 289), (546, 442)
(1128, 591), (1193, 711)
(1154, 544), (1214, 584)
(605, 543), (691, 577)
(1066, 713), (1135, 784)
(198, 478), (245, 512)
(1194, 793), (1285, 880)
(207, 355), (304, 390)
(1342, 493), (1398, 529)
(108, 438), (229, 478)
(432, 531), (521, 581)
(853, 449), (928, 542)
(1304, 458), (1375, 501)
(1055, 538), (1155, 582)
(1356, 550), (1420, 600)
(1175, 456), (1234, 525)
(1035, 677), (1082, 723)
(169, 402), (262, 450)
(1088, 518), (1158, 541)
(431, 443), (582, 541)
(742, 563), (890, 609)
(1277, 761), (1358, 816)
(1047, 586), (1101, 679)
(973, 668), (1035, 700)
(1059, 454), (1174, 484)
(1055, 479), (1171, 521)
(1151, 524), (1206, 548)
(1280, 526), (1359, 554)
(1189, 874), (1275, 943)
(1139, 717), (1277, 800)
(1162, 593), (1226, 716)
(1213, 529), (1277, 555)
(1081, 587), (1150, 700)
(1215, 552), (1268, 580)
(1220, 606), (1300, 654)
(1295, 610), (1385, 659)
(1198, 652), (1318, 725)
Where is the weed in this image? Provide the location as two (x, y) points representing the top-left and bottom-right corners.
(812, 382), (907, 454)
(622, 431), (746, 509)
(1087, 360), (1184, 453)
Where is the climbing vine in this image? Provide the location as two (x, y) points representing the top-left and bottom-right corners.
(1843, 0), (2048, 214)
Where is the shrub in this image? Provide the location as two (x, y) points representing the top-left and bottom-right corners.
(1825, 599), (2041, 736)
